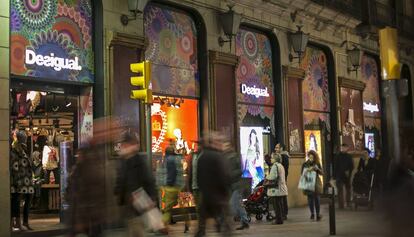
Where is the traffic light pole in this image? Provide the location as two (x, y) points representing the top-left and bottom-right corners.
(145, 102), (152, 169)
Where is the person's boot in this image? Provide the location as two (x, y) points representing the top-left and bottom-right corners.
(11, 217), (21, 231)
(316, 214), (322, 221)
(236, 222), (249, 230)
(194, 229), (205, 237)
(22, 222), (33, 231)
(184, 223), (190, 233)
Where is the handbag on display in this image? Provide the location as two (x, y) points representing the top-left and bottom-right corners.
(298, 168), (317, 192)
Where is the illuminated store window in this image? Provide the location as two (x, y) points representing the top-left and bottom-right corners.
(236, 28), (275, 190)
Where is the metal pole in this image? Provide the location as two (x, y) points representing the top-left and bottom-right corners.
(382, 80), (401, 164)
(146, 103), (152, 169)
(329, 186), (336, 235)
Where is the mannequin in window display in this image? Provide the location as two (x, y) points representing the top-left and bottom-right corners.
(309, 133), (318, 152)
(242, 129), (263, 188)
(10, 130), (34, 231)
(42, 136), (60, 184)
(173, 128), (191, 155)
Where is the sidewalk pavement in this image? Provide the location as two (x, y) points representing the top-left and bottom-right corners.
(101, 204), (390, 237)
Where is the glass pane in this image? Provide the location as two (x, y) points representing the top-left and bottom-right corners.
(145, 4), (199, 97)
(300, 47), (330, 112)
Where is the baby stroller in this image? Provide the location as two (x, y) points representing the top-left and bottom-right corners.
(352, 171), (375, 210)
(242, 180), (273, 221)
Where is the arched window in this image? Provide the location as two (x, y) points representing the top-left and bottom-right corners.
(361, 54), (381, 157)
(300, 46), (330, 167)
(236, 28), (275, 189)
(144, 3), (199, 154)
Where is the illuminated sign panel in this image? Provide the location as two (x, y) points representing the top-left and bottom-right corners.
(10, 1), (94, 83)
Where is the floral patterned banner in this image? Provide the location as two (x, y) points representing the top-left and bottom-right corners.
(361, 54), (381, 118)
(144, 4), (199, 97)
(238, 104), (275, 137)
(236, 29), (275, 106)
(11, 0), (94, 83)
(300, 47), (330, 112)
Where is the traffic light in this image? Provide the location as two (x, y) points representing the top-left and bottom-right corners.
(130, 60), (152, 103)
(379, 27), (401, 80)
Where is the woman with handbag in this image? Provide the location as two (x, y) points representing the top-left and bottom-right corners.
(301, 150), (323, 221)
(265, 156), (288, 225)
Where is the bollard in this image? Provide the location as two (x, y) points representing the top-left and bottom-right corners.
(329, 186), (336, 235)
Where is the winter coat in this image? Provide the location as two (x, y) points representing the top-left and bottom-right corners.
(267, 162), (288, 197)
(197, 147), (231, 216)
(10, 142), (34, 194)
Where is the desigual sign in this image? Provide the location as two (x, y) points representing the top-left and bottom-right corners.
(363, 102), (380, 113)
(240, 84), (270, 98)
(25, 49), (82, 72)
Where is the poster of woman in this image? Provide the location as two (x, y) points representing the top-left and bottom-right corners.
(240, 127), (265, 189)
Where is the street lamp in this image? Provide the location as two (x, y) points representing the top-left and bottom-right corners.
(289, 25), (309, 63)
(121, 0), (149, 26)
(218, 5), (242, 50)
(347, 45), (362, 74)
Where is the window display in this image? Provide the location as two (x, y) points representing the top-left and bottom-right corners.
(151, 97), (198, 153)
(304, 130), (323, 167)
(365, 133), (375, 158)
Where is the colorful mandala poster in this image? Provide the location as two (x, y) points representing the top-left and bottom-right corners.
(11, 0), (94, 83)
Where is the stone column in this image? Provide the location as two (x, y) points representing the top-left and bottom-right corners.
(0, 0), (10, 236)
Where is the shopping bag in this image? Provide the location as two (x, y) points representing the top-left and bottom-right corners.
(298, 169), (317, 192)
(131, 187), (165, 231)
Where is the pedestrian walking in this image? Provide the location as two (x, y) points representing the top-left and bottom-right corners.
(227, 147), (250, 230)
(161, 145), (190, 233)
(334, 144), (354, 209)
(195, 132), (232, 237)
(265, 155), (288, 225)
(114, 132), (163, 236)
(301, 150), (323, 221)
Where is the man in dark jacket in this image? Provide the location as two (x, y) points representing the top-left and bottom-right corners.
(334, 144), (354, 209)
(114, 132), (160, 235)
(195, 133), (232, 237)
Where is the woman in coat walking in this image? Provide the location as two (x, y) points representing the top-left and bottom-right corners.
(301, 150), (323, 221)
(266, 155), (288, 225)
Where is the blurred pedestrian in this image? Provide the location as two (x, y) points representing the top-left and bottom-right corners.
(335, 144), (354, 209)
(272, 143), (290, 219)
(385, 123), (414, 237)
(114, 132), (162, 236)
(302, 150), (323, 221)
(227, 146), (249, 230)
(195, 132), (232, 237)
(10, 130), (34, 231)
(162, 145), (190, 233)
(67, 144), (106, 237)
(265, 155), (288, 225)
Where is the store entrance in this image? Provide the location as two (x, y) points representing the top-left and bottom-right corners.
(10, 89), (78, 232)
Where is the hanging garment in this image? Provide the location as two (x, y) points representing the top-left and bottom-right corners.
(42, 145), (59, 170)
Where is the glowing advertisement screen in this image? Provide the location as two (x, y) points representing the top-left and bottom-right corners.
(240, 126), (265, 189)
(10, 0), (94, 83)
(365, 133), (375, 158)
(304, 130), (323, 167)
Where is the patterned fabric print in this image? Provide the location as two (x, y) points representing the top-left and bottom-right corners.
(238, 104), (275, 137)
(300, 47), (330, 112)
(236, 29), (275, 106)
(10, 144), (34, 194)
(10, 0), (94, 83)
(361, 54), (381, 118)
(79, 87), (93, 147)
(144, 4), (199, 97)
